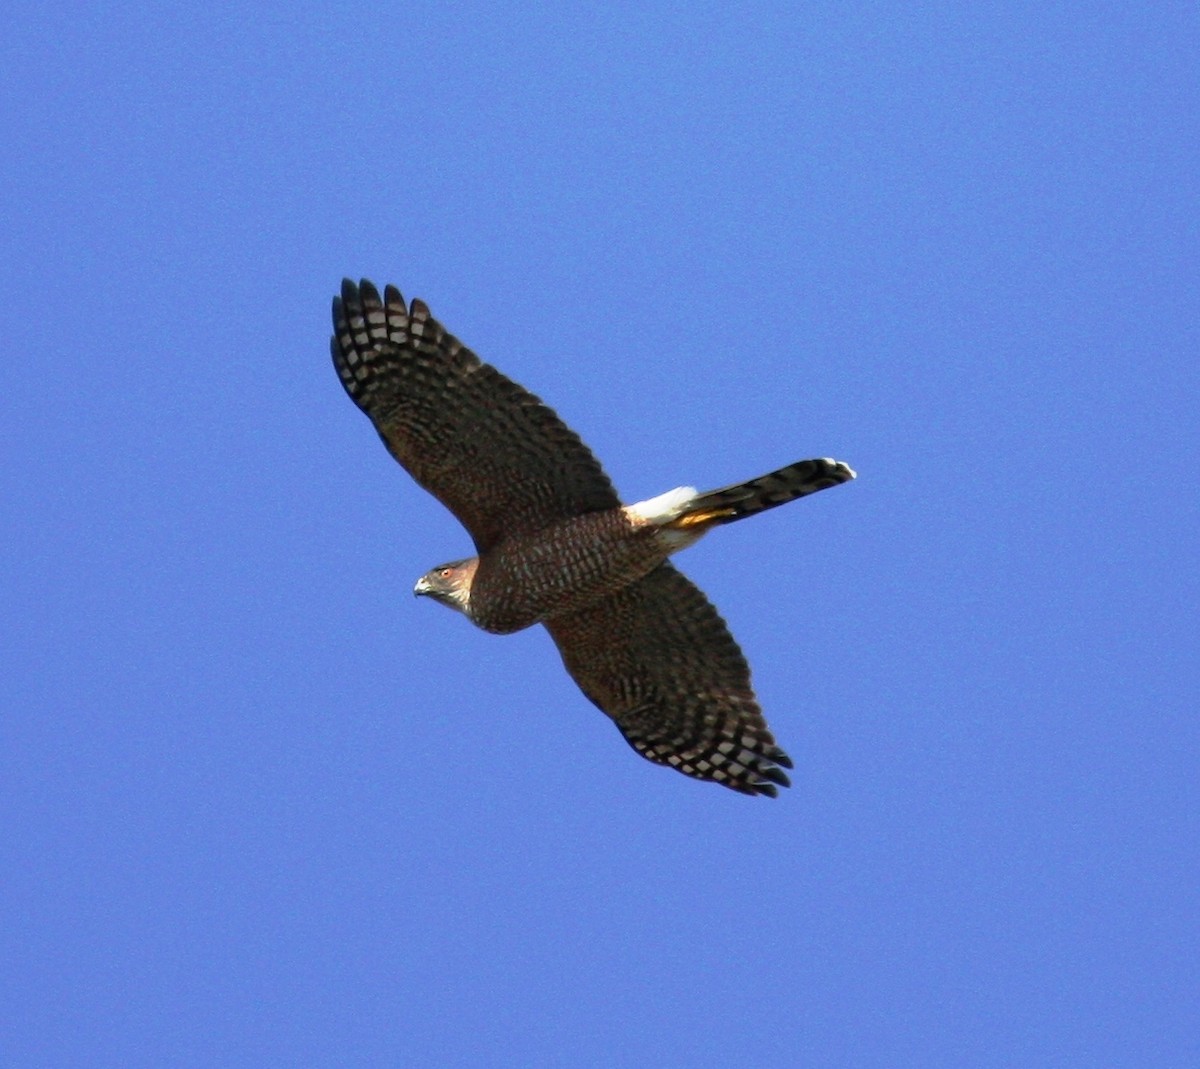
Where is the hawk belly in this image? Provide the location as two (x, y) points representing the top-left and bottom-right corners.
(467, 510), (679, 634)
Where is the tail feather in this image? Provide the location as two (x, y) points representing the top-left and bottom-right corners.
(678, 458), (856, 527)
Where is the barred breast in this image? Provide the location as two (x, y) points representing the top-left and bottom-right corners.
(468, 510), (669, 633)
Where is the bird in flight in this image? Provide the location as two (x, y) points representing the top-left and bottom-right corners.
(331, 280), (854, 796)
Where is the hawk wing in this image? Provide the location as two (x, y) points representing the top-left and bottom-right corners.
(545, 563), (793, 796)
(332, 280), (620, 552)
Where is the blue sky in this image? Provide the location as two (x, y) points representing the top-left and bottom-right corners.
(3, 3), (1196, 1066)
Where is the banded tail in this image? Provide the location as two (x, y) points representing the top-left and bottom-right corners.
(671, 458), (856, 529)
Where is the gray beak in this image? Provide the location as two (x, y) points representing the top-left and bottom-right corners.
(413, 575), (432, 597)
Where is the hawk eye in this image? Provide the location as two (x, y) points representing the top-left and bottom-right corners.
(438, 567), (453, 579)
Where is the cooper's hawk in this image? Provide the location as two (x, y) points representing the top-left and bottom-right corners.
(331, 280), (854, 796)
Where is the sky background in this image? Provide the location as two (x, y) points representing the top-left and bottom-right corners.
(3, 3), (1197, 1066)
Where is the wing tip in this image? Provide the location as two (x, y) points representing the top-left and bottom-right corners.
(335, 277), (425, 322)
(383, 283), (406, 309)
(358, 278), (382, 306)
(721, 738), (794, 797)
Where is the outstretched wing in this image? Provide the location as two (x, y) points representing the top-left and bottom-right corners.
(545, 563), (793, 797)
(332, 280), (620, 552)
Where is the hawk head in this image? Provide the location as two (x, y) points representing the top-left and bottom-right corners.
(413, 558), (477, 616)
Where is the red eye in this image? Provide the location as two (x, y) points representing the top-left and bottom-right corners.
(439, 567), (453, 579)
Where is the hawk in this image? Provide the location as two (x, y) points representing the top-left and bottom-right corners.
(331, 280), (854, 796)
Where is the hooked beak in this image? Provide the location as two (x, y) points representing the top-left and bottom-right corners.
(413, 575), (432, 597)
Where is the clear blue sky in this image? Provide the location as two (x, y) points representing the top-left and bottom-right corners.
(3, 4), (1196, 1066)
